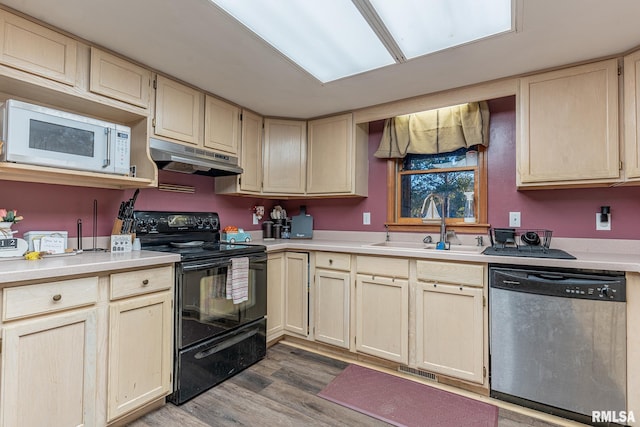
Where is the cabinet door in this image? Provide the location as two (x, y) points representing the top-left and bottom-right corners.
(240, 109), (263, 192)
(204, 95), (240, 155)
(0, 10), (77, 85)
(624, 50), (640, 180)
(284, 252), (309, 336)
(107, 291), (172, 421)
(154, 75), (202, 145)
(416, 283), (484, 384)
(90, 47), (151, 108)
(307, 113), (353, 194)
(315, 268), (350, 348)
(518, 59), (620, 186)
(263, 118), (306, 194)
(267, 252), (285, 341)
(1, 309), (97, 427)
(355, 274), (408, 364)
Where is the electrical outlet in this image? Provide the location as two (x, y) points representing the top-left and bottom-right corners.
(509, 212), (521, 227)
(596, 213), (611, 231)
(363, 212), (371, 225)
(252, 213), (259, 225)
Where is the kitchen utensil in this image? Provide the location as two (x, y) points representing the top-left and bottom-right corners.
(521, 231), (541, 246)
(262, 220), (274, 239)
(493, 228), (516, 245)
(77, 218), (82, 251)
(85, 199), (105, 252)
(273, 224), (282, 239)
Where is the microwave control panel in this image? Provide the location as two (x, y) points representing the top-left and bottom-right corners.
(112, 127), (131, 175)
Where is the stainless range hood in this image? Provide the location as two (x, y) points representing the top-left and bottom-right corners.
(149, 138), (243, 176)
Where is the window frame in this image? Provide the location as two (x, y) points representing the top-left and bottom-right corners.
(385, 145), (489, 234)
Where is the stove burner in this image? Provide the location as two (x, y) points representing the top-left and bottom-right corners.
(170, 241), (205, 248)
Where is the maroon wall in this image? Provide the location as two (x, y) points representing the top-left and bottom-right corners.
(3, 98), (640, 240)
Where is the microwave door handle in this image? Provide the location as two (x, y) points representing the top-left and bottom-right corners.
(103, 128), (111, 168)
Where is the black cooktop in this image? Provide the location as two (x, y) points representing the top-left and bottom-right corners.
(144, 242), (266, 261)
(133, 210), (265, 261)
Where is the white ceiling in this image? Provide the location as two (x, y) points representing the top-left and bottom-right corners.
(2, 0), (640, 119)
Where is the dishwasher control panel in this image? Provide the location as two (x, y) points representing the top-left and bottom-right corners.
(489, 265), (626, 302)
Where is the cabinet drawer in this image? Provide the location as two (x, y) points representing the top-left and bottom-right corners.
(356, 256), (408, 279)
(315, 252), (351, 271)
(3, 276), (98, 321)
(110, 265), (173, 300)
(416, 260), (485, 287)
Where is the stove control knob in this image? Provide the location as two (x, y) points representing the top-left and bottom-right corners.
(195, 218), (203, 227)
(601, 286), (611, 298)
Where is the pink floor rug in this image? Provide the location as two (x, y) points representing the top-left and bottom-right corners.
(318, 364), (498, 427)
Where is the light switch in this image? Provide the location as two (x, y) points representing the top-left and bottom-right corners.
(509, 212), (521, 227)
(363, 212), (371, 225)
(596, 213), (611, 231)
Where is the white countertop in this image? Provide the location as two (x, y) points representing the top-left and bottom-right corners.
(255, 235), (640, 273)
(1, 232), (638, 285)
(0, 250), (180, 284)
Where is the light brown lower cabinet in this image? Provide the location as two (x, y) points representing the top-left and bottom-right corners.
(0, 264), (174, 427)
(355, 274), (409, 364)
(415, 282), (484, 384)
(267, 252), (309, 342)
(314, 268), (350, 348)
(107, 291), (173, 421)
(1, 308), (98, 427)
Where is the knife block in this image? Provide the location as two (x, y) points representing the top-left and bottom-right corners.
(112, 219), (123, 235)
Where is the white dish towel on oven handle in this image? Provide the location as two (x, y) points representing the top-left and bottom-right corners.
(226, 256), (249, 304)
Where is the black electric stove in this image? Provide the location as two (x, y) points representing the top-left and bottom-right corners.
(133, 211), (267, 404)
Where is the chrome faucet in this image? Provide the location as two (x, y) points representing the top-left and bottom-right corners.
(420, 193), (449, 250)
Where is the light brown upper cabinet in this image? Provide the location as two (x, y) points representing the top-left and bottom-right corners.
(204, 95), (240, 156)
(214, 109), (263, 194)
(0, 10), (77, 86)
(90, 47), (151, 109)
(624, 49), (640, 182)
(517, 59), (620, 188)
(263, 118), (307, 194)
(238, 109), (263, 192)
(307, 113), (368, 196)
(153, 75), (203, 145)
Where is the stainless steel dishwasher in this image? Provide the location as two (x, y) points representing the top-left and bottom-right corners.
(489, 265), (626, 425)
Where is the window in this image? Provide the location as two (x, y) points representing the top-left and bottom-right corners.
(386, 146), (488, 232)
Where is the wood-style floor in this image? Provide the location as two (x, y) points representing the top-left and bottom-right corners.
(128, 343), (571, 427)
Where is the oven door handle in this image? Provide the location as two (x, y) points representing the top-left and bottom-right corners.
(194, 328), (259, 359)
(182, 259), (230, 271)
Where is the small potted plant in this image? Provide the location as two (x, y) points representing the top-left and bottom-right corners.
(0, 209), (23, 235)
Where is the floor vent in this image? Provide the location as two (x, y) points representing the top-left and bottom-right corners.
(398, 366), (437, 382)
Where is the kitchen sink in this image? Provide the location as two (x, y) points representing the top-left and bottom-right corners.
(366, 241), (484, 253)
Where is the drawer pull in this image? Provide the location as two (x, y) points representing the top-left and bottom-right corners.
(142, 279), (150, 286)
(52, 294), (62, 302)
(329, 259), (333, 265)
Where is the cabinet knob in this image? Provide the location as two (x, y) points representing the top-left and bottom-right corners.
(329, 259), (333, 265)
(433, 283), (437, 288)
(52, 294), (62, 302)
(142, 279), (150, 286)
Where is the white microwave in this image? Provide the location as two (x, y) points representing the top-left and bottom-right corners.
(0, 99), (131, 175)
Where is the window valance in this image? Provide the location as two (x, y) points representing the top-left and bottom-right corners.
(374, 101), (490, 158)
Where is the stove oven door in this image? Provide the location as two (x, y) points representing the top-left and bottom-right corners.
(178, 253), (267, 349)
